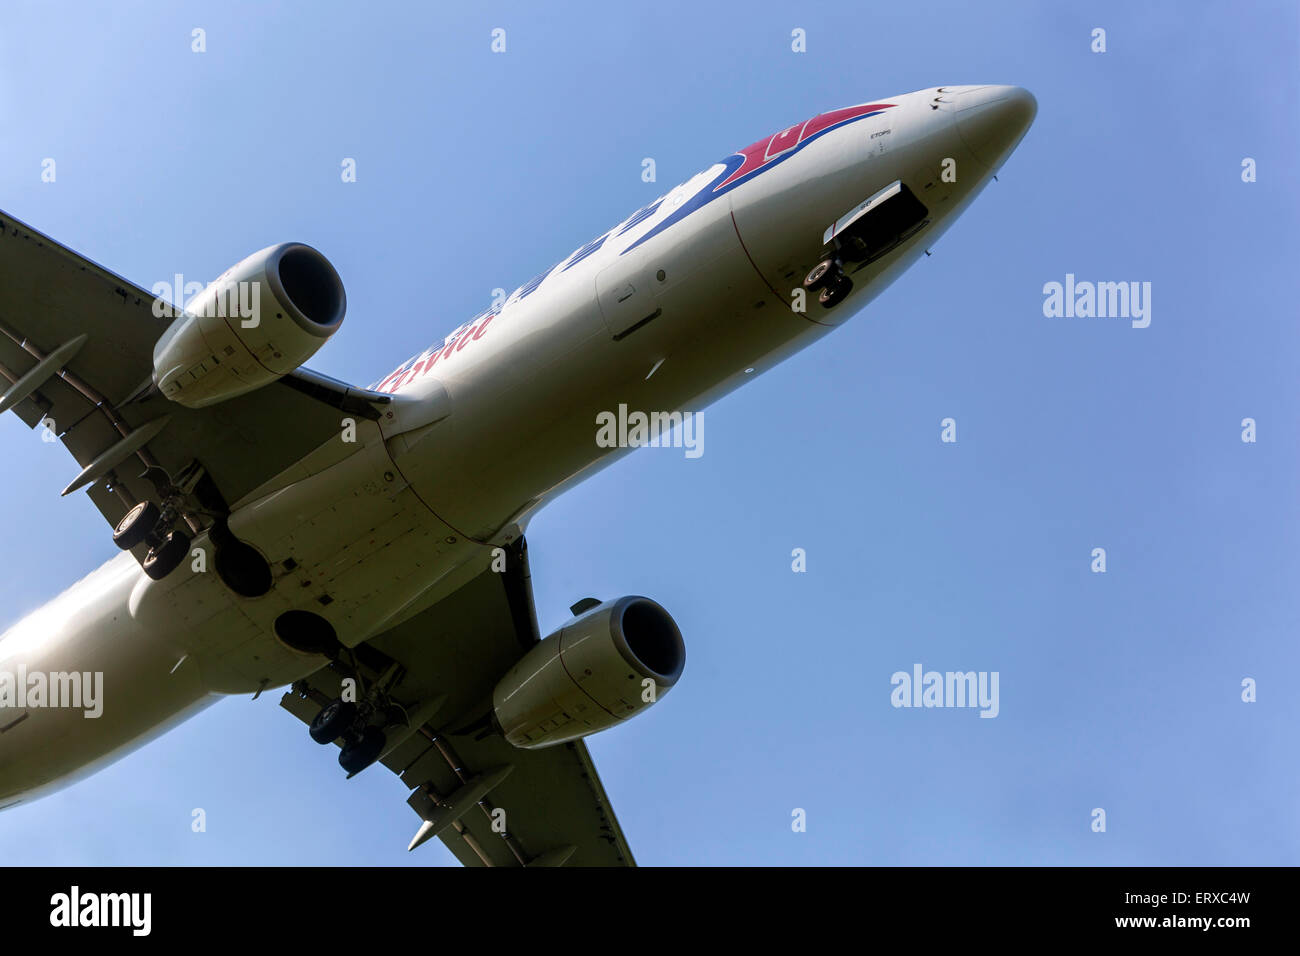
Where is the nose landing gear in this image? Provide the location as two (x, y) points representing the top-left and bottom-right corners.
(803, 257), (854, 309)
(803, 181), (932, 312)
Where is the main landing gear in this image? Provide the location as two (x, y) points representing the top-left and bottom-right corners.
(803, 256), (853, 309)
(113, 460), (271, 594)
(113, 498), (191, 580)
(306, 655), (408, 775)
(310, 699), (389, 774)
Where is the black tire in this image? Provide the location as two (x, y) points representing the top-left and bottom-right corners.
(803, 258), (839, 292)
(143, 530), (191, 580)
(339, 726), (387, 775)
(309, 699), (357, 744)
(818, 274), (853, 309)
(113, 501), (160, 550)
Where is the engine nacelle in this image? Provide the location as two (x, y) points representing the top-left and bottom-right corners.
(493, 596), (685, 749)
(152, 242), (346, 408)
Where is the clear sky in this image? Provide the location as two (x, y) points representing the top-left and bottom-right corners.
(0, 0), (1295, 865)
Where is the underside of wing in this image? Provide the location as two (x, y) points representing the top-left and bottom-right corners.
(3, 209), (652, 866)
(0, 209), (388, 568)
(279, 538), (639, 866)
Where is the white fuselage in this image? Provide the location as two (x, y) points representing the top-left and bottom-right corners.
(0, 85), (1035, 808)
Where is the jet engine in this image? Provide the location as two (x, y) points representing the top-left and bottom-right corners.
(152, 242), (346, 407)
(493, 596), (685, 749)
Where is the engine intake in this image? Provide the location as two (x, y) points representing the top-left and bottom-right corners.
(493, 596), (685, 749)
(152, 242), (346, 407)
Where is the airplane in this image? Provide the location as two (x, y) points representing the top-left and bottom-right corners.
(0, 84), (1035, 865)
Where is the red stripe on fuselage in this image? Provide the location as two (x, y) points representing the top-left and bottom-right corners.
(715, 103), (894, 193)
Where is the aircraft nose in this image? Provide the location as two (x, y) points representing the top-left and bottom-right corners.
(951, 85), (1037, 170)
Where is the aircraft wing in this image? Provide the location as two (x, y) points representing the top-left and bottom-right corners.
(0, 208), (387, 552)
(3, 209), (637, 864)
(279, 538), (637, 866)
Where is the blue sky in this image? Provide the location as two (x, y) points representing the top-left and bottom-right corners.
(0, 0), (1296, 865)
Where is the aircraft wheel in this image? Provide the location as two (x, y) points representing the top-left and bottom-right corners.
(143, 530), (191, 580)
(339, 726), (387, 775)
(113, 501), (160, 550)
(803, 257), (840, 292)
(309, 699), (358, 744)
(818, 274), (853, 309)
